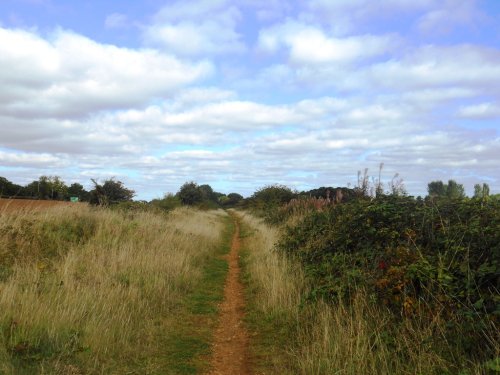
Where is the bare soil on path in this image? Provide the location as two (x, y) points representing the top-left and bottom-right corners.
(206, 215), (250, 375)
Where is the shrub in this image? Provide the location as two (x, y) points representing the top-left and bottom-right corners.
(277, 196), (500, 362)
(150, 194), (181, 211)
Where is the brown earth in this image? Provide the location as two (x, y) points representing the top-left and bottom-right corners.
(0, 198), (76, 212)
(206, 215), (250, 375)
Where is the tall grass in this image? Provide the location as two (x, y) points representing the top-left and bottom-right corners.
(0, 205), (227, 374)
(239, 211), (497, 375)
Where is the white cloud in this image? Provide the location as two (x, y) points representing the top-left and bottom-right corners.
(162, 100), (300, 128)
(143, 0), (245, 56)
(304, 0), (483, 35)
(0, 150), (64, 167)
(368, 45), (500, 92)
(259, 22), (396, 64)
(458, 102), (500, 119)
(0, 27), (212, 118)
(416, 0), (485, 34)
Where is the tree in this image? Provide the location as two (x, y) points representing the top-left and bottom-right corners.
(474, 184), (482, 198)
(222, 193), (243, 207)
(198, 184), (217, 203)
(473, 183), (490, 200)
(67, 183), (90, 202)
(0, 176), (23, 197)
(89, 178), (135, 206)
(23, 176), (68, 200)
(483, 183), (490, 197)
(427, 179), (465, 199)
(177, 181), (203, 205)
(428, 180), (446, 197)
(251, 184), (296, 208)
(302, 187), (356, 202)
(446, 179), (465, 199)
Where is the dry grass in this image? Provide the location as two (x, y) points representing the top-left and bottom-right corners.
(0, 205), (227, 374)
(238, 211), (304, 316)
(239, 211), (494, 375)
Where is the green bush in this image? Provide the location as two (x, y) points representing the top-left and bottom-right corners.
(277, 196), (500, 361)
(150, 194), (181, 212)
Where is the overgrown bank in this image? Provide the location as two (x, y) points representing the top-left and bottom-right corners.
(240, 196), (499, 374)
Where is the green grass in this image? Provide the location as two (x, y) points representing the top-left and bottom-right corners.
(159, 214), (234, 374)
(239, 219), (297, 375)
(0, 207), (232, 374)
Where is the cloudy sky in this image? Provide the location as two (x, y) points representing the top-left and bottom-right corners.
(1, 0), (499, 199)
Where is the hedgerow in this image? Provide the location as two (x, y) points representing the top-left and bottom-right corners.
(277, 195), (499, 364)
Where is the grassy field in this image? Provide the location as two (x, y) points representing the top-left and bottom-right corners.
(0, 204), (230, 374)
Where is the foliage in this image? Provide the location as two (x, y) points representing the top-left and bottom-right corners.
(220, 193), (244, 208)
(0, 177), (23, 197)
(239, 211), (495, 374)
(150, 193), (182, 211)
(198, 184), (217, 202)
(245, 184), (297, 216)
(89, 178), (135, 206)
(427, 180), (446, 197)
(264, 187), (356, 225)
(67, 183), (90, 202)
(300, 186), (356, 201)
(24, 176), (68, 200)
(428, 179), (466, 199)
(277, 195), (500, 363)
(474, 183), (490, 200)
(177, 182), (205, 206)
(175, 182), (227, 209)
(1, 176), (91, 201)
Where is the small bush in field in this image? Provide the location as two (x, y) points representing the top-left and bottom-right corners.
(150, 193), (181, 211)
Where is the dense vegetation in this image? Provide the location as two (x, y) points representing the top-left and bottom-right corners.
(244, 176), (499, 373)
(278, 196), (498, 364)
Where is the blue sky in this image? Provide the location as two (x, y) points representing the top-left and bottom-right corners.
(1, 0), (499, 199)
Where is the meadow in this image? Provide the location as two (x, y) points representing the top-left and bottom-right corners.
(0, 203), (230, 374)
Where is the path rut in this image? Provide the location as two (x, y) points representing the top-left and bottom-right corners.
(206, 215), (250, 375)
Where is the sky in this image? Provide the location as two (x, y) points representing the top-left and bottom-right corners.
(0, 0), (499, 199)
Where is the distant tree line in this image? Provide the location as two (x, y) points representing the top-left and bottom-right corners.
(0, 175), (135, 206)
(151, 181), (243, 210)
(427, 179), (493, 200)
(1, 172), (496, 210)
(0, 175), (244, 209)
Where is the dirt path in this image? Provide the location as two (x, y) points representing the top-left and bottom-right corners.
(206, 215), (250, 375)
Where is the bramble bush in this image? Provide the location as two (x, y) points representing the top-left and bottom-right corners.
(277, 195), (499, 363)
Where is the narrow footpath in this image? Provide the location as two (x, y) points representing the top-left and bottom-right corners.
(207, 215), (250, 375)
